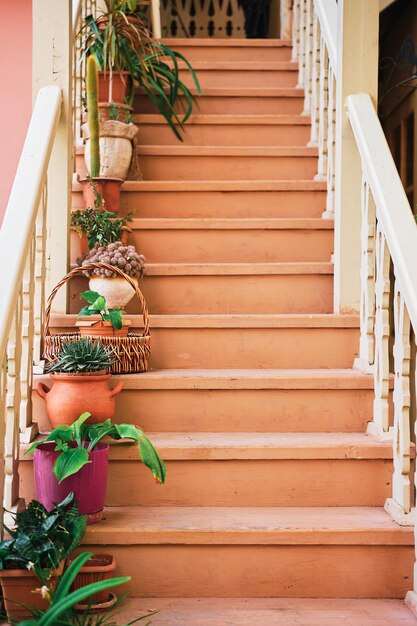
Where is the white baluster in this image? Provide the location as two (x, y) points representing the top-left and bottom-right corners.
(316, 36), (328, 181)
(297, 0), (306, 88)
(303, 0), (313, 115)
(308, 12), (320, 147)
(323, 67), (336, 217)
(292, 0), (300, 61)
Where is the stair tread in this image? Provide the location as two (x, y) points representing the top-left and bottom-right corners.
(50, 313), (357, 329)
(34, 368), (373, 390)
(73, 179), (327, 191)
(100, 597), (417, 625)
(82, 506), (413, 545)
(138, 87), (303, 97)
(134, 114), (312, 125)
(161, 38), (293, 47)
(138, 146), (318, 156)
(128, 217), (333, 229)
(145, 262), (333, 275)
(172, 61), (299, 70)
(22, 432), (398, 461)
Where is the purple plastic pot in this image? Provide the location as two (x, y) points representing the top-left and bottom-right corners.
(33, 442), (109, 524)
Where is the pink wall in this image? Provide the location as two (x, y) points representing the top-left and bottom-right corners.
(0, 0), (32, 224)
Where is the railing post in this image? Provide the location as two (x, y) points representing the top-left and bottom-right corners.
(333, 0), (379, 313)
(33, 0), (72, 313)
(151, 0), (162, 39)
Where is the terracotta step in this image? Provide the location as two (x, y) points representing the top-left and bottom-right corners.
(161, 38), (293, 62)
(49, 313), (357, 369)
(77, 506), (413, 598)
(133, 146), (318, 181)
(72, 179), (327, 218)
(135, 88), (304, 115)
(135, 114), (312, 147)
(120, 218), (333, 263)
(105, 597), (417, 626)
(175, 61), (299, 89)
(20, 433), (398, 507)
(33, 368), (381, 434)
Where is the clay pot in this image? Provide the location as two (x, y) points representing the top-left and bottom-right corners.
(77, 319), (131, 338)
(79, 177), (123, 213)
(34, 443), (109, 525)
(36, 373), (124, 428)
(71, 229), (89, 261)
(0, 562), (64, 620)
(98, 71), (130, 103)
(68, 554), (117, 605)
(88, 276), (138, 309)
(82, 120), (138, 180)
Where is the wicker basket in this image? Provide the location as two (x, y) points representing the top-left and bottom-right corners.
(43, 263), (151, 374)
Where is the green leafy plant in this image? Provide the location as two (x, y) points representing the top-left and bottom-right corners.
(0, 494), (86, 583)
(16, 551), (155, 625)
(79, 290), (123, 330)
(79, 1), (201, 139)
(47, 338), (113, 374)
(26, 412), (167, 485)
(71, 207), (132, 249)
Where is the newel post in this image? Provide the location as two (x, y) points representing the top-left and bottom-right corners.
(333, 0), (379, 313)
(32, 0), (73, 313)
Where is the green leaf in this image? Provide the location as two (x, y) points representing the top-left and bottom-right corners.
(106, 309), (123, 330)
(91, 295), (106, 311)
(78, 305), (96, 317)
(73, 412), (92, 446)
(53, 448), (91, 483)
(25, 426), (74, 456)
(80, 290), (101, 304)
(113, 424), (167, 484)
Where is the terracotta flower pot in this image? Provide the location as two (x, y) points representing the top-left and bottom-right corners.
(71, 229), (89, 261)
(82, 120), (138, 180)
(0, 562), (64, 620)
(68, 554), (117, 604)
(34, 443), (109, 524)
(36, 373), (124, 428)
(98, 71), (130, 103)
(77, 319), (131, 338)
(88, 276), (138, 309)
(79, 177), (123, 213)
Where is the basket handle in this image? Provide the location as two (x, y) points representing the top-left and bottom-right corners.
(44, 262), (150, 336)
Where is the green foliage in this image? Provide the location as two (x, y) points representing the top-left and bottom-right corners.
(86, 56), (100, 177)
(71, 207), (132, 249)
(79, 2), (201, 139)
(0, 494), (86, 582)
(47, 338), (113, 374)
(26, 413), (167, 486)
(79, 291), (123, 330)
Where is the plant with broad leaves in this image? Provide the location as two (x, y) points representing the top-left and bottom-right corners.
(47, 338), (114, 374)
(0, 494), (86, 584)
(16, 551), (156, 625)
(26, 412), (167, 486)
(79, 290), (123, 330)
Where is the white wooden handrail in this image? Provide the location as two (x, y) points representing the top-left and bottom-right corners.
(348, 93), (417, 332)
(0, 86), (61, 361)
(314, 0), (337, 72)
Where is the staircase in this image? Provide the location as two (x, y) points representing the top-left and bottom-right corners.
(26, 38), (417, 623)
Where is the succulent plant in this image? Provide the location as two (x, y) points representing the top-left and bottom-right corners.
(48, 338), (113, 374)
(82, 241), (145, 279)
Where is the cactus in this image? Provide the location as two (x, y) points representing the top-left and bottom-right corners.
(86, 55), (100, 177)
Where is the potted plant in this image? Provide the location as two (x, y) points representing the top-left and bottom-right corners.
(80, 0), (201, 140)
(76, 289), (132, 337)
(66, 553), (117, 611)
(36, 338), (124, 428)
(13, 551), (157, 623)
(26, 412), (167, 524)
(82, 241), (145, 309)
(70, 205), (132, 260)
(0, 494), (86, 621)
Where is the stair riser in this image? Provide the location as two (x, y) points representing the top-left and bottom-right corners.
(72, 189), (327, 218)
(163, 46), (293, 63)
(69, 274), (333, 315)
(178, 69), (298, 89)
(77, 545), (414, 598)
(147, 328), (358, 369)
(20, 458), (392, 507)
(136, 94), (304, 115)
(136, 155), (318, 181)
(126, 228), (333, 263)
(32, 388), (377, 434)
(138, 123), (311, 147)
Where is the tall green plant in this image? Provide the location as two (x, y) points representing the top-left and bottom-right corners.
(86, 56), (100, 177)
